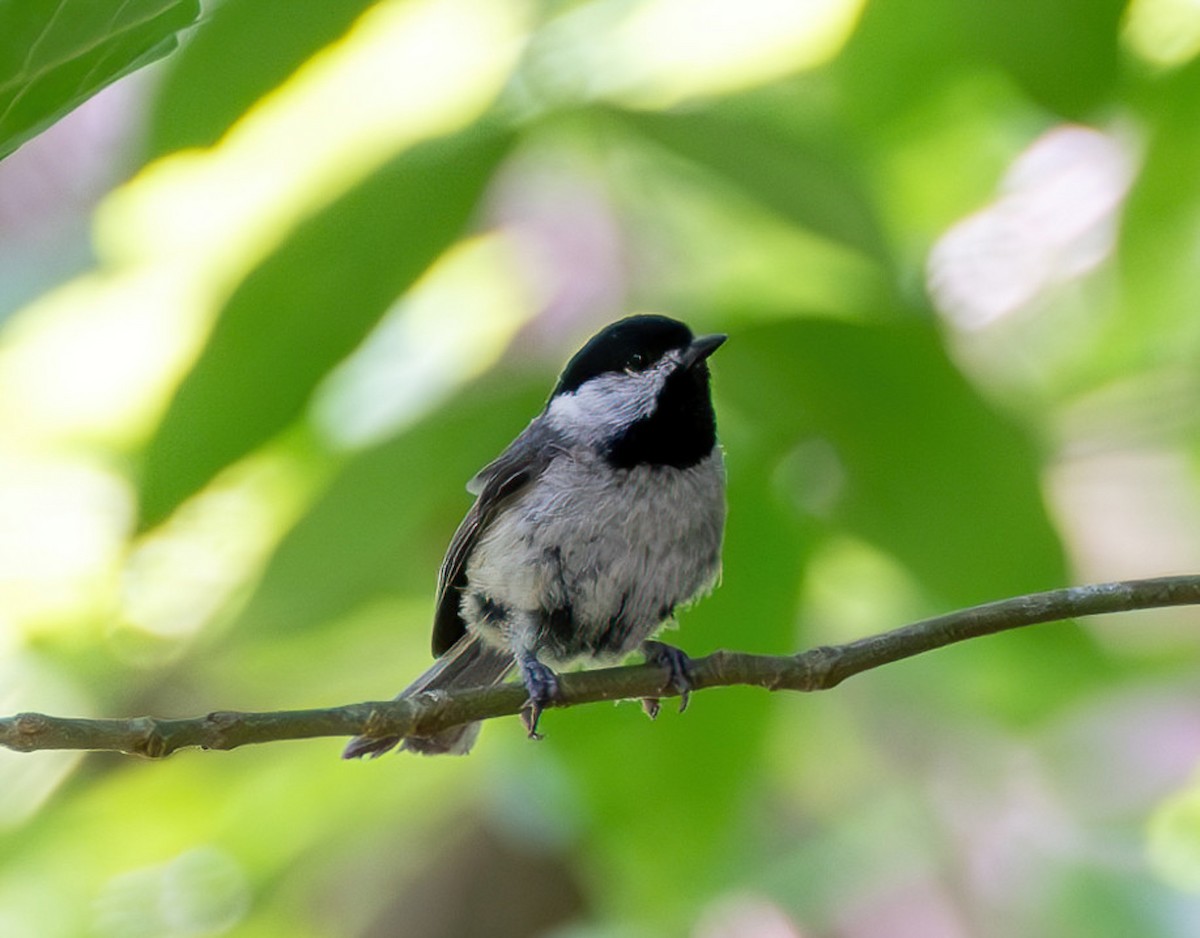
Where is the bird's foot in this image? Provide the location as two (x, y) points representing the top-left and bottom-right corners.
(641, 640), (694, 715)
(518, 655), (560, 740)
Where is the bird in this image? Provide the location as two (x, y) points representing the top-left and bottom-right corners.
(343, 314), (727, 757)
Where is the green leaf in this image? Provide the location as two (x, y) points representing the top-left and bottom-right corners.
(145, 0), (379, 158)
(0, 0), (200, 160)
(612, 101), (891, 262)
(723, 317), (1064, 603)
(835, 0), (1121, 124)
(968, 0), (1124, 119)
(720, 317), (1115, 721)
(1114, 57), (1200, 371)
(234, 376), (547, 639)
(834, 0), (970, 125)
(137, 125), (513, 527)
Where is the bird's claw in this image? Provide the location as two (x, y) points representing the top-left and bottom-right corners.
(641, 640), (694, 714)
(519, 656), (560, 739)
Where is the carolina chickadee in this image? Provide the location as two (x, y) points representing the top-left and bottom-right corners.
(343, 314), (726, 757)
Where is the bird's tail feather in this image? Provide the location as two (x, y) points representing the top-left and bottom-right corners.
(342, 634), (515, 759)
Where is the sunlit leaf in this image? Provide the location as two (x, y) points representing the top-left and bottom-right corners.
(1115, 57), (1200, 372)
(145, 0), (378, 158)
(0, 0), (200, 160)
(137, 125), (513, 527)
(612, 100), (890, 261)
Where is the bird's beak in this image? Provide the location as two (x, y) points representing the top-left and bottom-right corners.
(682, 333), (727, 369)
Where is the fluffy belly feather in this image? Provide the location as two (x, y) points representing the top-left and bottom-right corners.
(463, 449), (725, 662)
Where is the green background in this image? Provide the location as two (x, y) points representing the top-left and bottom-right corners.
(4, 0), (1200, 935)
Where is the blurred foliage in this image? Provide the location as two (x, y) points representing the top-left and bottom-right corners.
(6, 0), (1200, 936)
(137, 125), (515, 526)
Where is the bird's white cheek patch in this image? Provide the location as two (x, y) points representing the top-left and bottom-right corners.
(545, 361), (675, 443)
(546, 391), (586, 428)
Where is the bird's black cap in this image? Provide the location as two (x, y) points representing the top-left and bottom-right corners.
(553, 315), (697, 396)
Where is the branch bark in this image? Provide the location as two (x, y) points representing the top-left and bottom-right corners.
(4, 574), (1199, 758)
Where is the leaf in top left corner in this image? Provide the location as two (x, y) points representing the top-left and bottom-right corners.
(0, 0), (201, 160)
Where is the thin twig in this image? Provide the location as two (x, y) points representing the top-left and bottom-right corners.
(4, 575), (1199, 758)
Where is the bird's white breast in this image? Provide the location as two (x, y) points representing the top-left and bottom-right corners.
(464, 447), (725, 661)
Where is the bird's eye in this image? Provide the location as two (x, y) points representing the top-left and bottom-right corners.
(627, 352), (646, 370)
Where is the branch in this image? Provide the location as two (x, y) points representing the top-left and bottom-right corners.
(4, 575), (1200, 758)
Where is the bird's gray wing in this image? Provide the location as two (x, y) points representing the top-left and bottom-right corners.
(431, 420), (556, 655)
